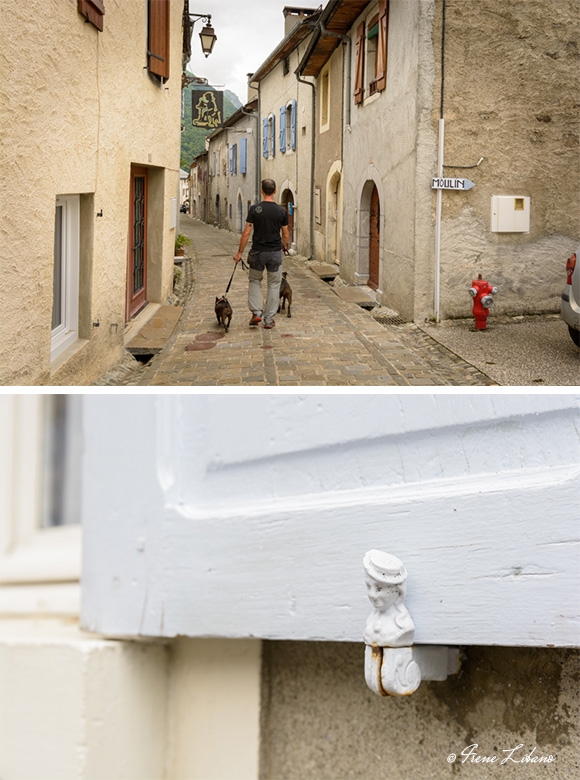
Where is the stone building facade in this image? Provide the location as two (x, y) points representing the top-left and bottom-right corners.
(250, 9), (320, 257)
(337, 0), (580, 320)
(0, 0), (187, 385)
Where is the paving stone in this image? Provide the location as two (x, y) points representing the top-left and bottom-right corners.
(94, 218), (497, 387)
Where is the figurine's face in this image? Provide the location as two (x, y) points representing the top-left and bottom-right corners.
(366, 577), (399, 609)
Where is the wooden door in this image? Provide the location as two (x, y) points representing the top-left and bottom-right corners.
(126, 167), (148, 320)
(369, 185), (380, 290)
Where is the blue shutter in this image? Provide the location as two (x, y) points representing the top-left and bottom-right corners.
(271, 115), (276, 158)
(241, 137), (247, 173)
(280, 106), (286, 153)
(229, 146), (233, 174)
(263, 118), (268, 158)
(234, 144), (237, 174)
(291, 100), (297, 150)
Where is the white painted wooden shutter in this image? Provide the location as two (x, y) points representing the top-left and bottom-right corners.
(80, 395), (580, 647)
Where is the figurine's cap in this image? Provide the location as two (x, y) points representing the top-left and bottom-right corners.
(363, 549), (407, 584)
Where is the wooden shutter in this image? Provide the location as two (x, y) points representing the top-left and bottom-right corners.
(241, 137), (247, 174)
(280, 106), (286, 153)
(354, 21), (365, 104)
(81, 395), (580, 647)
(375, 0), (389, 92)
(148, 0), (170, 81)
(78, 0), (105, 32)
(263, 118), (269, 158)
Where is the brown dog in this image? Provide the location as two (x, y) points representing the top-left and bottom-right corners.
(215, 296), (232, 332)
(278, 272), (292, 318)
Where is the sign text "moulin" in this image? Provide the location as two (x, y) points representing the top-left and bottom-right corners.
(431, 177), (476, 191)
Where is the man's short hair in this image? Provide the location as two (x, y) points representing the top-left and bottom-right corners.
(261, 179), (276, 196)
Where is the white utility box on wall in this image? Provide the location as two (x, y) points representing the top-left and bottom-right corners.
(491, 195), (530, 233)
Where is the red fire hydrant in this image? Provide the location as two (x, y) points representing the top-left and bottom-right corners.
(468, 274), (498, 330)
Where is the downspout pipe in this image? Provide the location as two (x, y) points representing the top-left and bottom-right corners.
(434, 0), (446, 323)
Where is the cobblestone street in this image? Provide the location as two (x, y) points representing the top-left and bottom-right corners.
(99, 217), (498, 387)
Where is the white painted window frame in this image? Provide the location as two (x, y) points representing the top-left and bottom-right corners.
(51, 194), (80, 363)
(0, 396), (82, 616)
(363, 3), (381, 107)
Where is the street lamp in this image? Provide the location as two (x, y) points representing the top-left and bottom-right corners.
(190, 13), (217, 58)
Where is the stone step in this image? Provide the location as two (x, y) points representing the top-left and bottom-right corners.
(310, 263), (340, 281)
(334, 286), (377, 310)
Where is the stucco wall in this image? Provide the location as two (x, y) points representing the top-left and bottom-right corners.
(0, 0), (183, 385)
(260, 641), (580, 780)
(426, 0), (580, 320)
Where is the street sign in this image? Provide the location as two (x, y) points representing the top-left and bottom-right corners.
(431, 177), (476, 190)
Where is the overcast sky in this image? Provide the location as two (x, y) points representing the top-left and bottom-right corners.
(187, 0), (320, 103)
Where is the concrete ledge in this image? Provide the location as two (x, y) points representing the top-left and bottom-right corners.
(310, 263), (339, 281)
(125, 305), (183, 354)
(334, 286), (377, 310)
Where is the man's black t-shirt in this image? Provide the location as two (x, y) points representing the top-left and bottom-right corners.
(247, 201), (288, 251)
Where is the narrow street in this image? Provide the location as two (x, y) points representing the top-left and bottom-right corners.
(120, 217), (496, 387)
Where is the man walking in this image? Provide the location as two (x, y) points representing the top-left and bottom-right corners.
(234, 179), (289, 329)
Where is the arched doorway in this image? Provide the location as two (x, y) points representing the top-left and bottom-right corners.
(326, 168), (342, 265)
(237, 194), (243, 233)
(281, 189), (295, 246)
(215, 194), (220, 227)
(369, 184), (380, 290)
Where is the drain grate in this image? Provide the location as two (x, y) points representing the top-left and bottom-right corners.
(374, 314), (408, 327)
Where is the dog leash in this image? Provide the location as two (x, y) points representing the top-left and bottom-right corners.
(225, 258), (248, 295)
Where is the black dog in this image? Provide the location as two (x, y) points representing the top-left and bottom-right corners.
(278, 272), (292, 318)
(215, 296), (232, 332)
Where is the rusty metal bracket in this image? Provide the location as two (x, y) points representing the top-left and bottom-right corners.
(363, 549), (460, 696)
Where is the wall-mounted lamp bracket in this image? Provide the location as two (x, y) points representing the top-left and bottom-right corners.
(363, 550), (460, 696)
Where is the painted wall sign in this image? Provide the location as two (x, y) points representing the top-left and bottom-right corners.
(431, 177), (476, 190)
(192, 90), (223, 129)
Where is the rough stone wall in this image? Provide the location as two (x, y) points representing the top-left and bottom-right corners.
(0, 0), (182, 385)
(429, 0), (580, 319)
(260, 641), (580, 780)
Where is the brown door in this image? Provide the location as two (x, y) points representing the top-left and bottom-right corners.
(369, 185), (380, 290)
(126, 166), (148, 320)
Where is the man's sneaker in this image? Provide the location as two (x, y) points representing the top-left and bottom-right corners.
(264, 320), (276, 329)
(249, 314), (262, 326)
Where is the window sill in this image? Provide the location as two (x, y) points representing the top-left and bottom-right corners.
(50, 338), (89, 374)
(0, 525), (82, 585)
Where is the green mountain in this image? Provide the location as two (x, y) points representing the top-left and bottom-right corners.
(180, 73), (242, 168)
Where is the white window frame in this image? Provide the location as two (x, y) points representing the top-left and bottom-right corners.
(51, 194), (80, 363)
(285, 102), (294, 153)
(267, 113), (275, 159)
(363, 5), (381, 106)
(0, 396), (82, 616)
